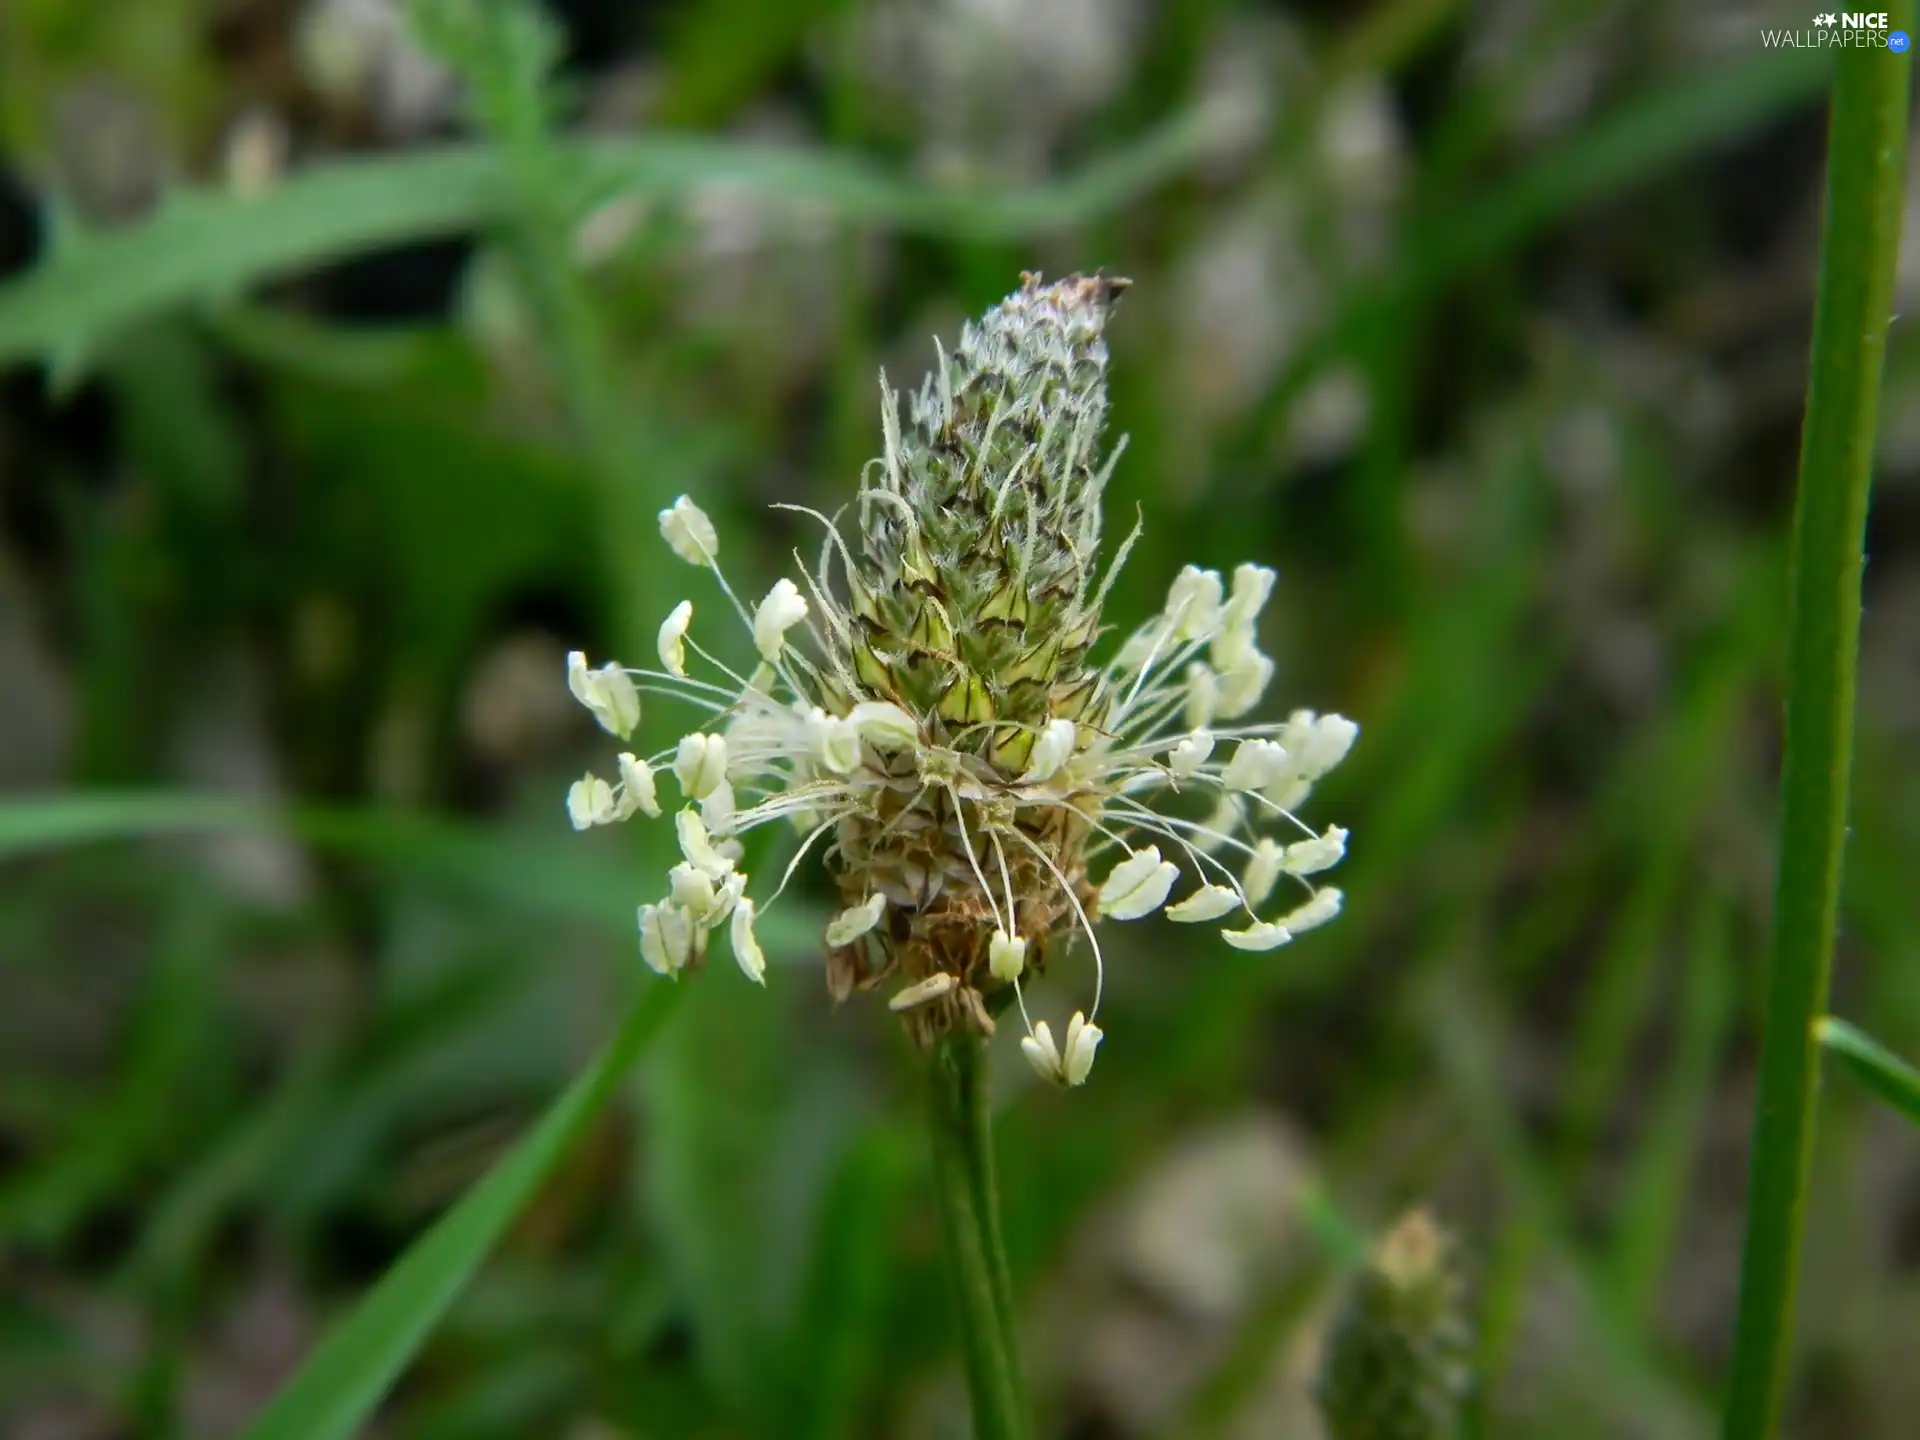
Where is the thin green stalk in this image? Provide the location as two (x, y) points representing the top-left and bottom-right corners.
(1722, 30), (1911, 1439)
(928, 1034), (1029, 1440)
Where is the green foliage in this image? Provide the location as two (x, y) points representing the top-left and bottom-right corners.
(240, 982), (683, 1440)
(3, 0), (1919, 1436)
(0, 116), (1227, 372)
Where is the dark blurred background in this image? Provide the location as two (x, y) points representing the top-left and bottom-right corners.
(2, 1), (1918, 1436)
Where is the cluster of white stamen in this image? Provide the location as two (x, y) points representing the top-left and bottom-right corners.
(1020, 1012), (1103, 1088)
(992, 556), (1358, 1081)
(563, 491), (1356, 1091)
(562, 278), (1356, 1094)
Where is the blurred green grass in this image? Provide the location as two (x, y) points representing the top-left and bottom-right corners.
(1, 0), (1918, 1436)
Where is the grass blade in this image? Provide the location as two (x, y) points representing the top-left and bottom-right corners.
(1816, 1018), (1920, 1129)
(0, 113), (1223, 369)
(240, 978), (682, 1440)
(1720, 21), (1912, 1438)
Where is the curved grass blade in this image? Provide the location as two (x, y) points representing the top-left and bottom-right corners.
(1816, 1018), (1920, 1130)
(0, 110), (1223, 369)
(240, 977), (682, 1440)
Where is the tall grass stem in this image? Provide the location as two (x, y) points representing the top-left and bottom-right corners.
(1721, 29), (1911, 1438)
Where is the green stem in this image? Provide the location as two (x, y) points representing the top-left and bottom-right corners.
(1721, 31), (1910, 1440)
(929, 1033), (1029, 1440)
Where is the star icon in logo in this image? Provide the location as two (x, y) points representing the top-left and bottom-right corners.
(1813, 11), (1837, 23)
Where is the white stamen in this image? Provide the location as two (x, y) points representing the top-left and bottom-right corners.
(753, 578), (809, 660)
(1283, 825), (1348, 875)
(1169, 729), (1214, 777)
(1185, 662), (1219, 730)
(989, 929), (1028, 983)
(1301, 714), (1360, 778)
(700, 779), (736, 834)
(1166, 884), (1240, 922)
(1221, 920), (1293, 952)
(657, 601), (693, 677)
(1216, 651), (1275, 719)
(616, 753), (661, 818)
(1221, 738), (1290, 792)
(1063, 1011), (1103, 1085)
(826, 893), (887, 947)
(890, 972), (958, 1011)
(639, 902), (696, 975)
(731, 898), (766, 984)
(674, 807), (735, 879)
(1243, 838), (1285, 909)
(567, 773), (618, 830)
(674, 733), (729, 799)
(850, 700), (918, 751)
(668, 862), (718, 919)
(805, 707), (862, 775)
(1221, 562), (1276, 632)
(1020, 1021), (1063, 1083)
(1165, 565), (1225, 641)
(567, 651), (641, 739)
(1022, 718), (1077, 784)
(1279, 887), (1343, 934)
(1099, 846), (1179, 922)
(659, 495), (719, 565)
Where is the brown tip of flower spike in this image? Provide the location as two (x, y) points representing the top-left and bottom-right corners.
(1021, 268), (1131, 305)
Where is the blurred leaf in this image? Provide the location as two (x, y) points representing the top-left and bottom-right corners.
(0, 792), (819, 951)
(1420, 979), (1711, 1437)
(128, 1045), (337, 1288)
(274, 373), (603, 696)
(397, 1345), (587, 1440)
(1609, 897), (1735, 1323)
(0, 894), (229, 1245)
(209, 304), (437, 387)
(1817, 1017), (1920, 1130)
(404, 0), (566, 155)
(641, 963), (860, 1428)
(0, 110), (1226, 368)
(259, 950), (553, 1231)
(1406, 51), (1829, 290)
(1246, 46), (1832, 454)
(1558, 580), (1773, 1164)
(782, 1124), (916, 1440)
(104, 325), (245, 515)
(653, 0), (852, 127)
(240, 978), (682, 1440)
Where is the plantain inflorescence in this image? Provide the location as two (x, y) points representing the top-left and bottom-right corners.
(565, 272), (1357, 1086)
(1317, 1210), (1474, 1440)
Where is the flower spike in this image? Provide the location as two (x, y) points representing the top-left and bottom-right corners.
(561, 273), (1351, 1085)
